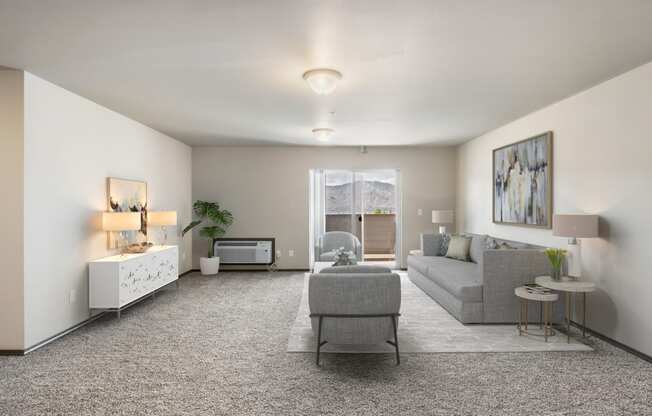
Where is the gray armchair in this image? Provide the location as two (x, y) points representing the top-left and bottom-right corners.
(317, 231), (362, 262)
(308, 265), (401, 365)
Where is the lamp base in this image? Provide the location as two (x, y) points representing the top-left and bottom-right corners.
(566, 239), (581, 278)
(437, 225), (447, 235)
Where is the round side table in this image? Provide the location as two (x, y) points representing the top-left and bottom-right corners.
(515, 286), (558, 342)
(535, 276), (596, 343)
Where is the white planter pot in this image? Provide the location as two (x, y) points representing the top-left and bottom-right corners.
(200, 257), (220, 275)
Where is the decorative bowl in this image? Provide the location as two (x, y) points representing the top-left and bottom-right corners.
(123, 242), (154, 254)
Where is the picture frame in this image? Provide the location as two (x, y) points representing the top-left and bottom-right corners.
(492, 131), (552, 228)
(106, 177), (148, 247)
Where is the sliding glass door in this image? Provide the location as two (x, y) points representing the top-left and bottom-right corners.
(323, 170), (362, 242)
(310, 169), (400, 268)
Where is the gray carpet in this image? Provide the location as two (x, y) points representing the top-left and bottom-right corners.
(289, 273), (592, 353)
(0, 272), (650, 416)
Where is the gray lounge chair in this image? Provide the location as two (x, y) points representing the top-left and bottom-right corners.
(308, 265), (401, 365)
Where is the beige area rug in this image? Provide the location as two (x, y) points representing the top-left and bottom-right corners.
(287, 272), (593, 354)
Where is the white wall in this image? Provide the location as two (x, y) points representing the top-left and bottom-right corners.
(22, 72), (192, 348)
(0, 70), (25, 349)
(192, 146), (457, 269)
(457, 61), (652, 356)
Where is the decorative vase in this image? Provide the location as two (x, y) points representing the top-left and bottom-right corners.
(551, 267), (562, 281)
(200, 256), (220, 275)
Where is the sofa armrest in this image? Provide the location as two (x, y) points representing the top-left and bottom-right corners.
(482, 249), (552, 322)
(420, 233), (442, 256)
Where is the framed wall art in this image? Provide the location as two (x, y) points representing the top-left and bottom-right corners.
(493, 131), (552, 228)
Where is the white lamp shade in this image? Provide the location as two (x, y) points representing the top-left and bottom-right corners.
(553, 214), (599, 238)
(148, 211), (177, 227)
(432, 210), (454, 224)
(302, 68), (342, 95)
(102, 212), (141, 231)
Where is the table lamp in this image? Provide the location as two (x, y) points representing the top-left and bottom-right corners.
(552, 214), (599, 278)
(148, 211), (177, 245)
(102, 212), (142, 251)
(432, 210), (454, 234)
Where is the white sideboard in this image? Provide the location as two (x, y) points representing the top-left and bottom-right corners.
(89, 245), (178, 317)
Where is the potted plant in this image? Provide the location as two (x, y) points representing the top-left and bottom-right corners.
(544, 248), (566, 281)
(182, 200), (233, 275)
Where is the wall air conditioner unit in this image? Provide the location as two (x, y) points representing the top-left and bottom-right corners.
(213, 238), (275, 265)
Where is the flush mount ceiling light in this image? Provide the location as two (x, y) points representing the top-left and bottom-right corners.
(312, 128), (334, 142)
(302, 68), (342, 95)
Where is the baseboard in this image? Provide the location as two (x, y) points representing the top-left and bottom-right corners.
(179, 269), (195, 277)
(0, 349), (25, 356)
(0, 311), (108, 356)
(570, 321), (652, 364)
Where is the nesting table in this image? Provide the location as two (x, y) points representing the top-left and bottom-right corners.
(535, 276), (596, 343)
(514, 286), (558, 342)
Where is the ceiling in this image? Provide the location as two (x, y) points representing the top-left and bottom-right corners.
(1, 1), (652, 146)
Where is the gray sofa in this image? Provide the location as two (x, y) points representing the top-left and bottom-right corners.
(408, 233), (561, 324)
(309, 265), (401, 365)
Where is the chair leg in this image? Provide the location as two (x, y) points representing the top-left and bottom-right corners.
(391, 315), (400, 365)
(316, 315), (323, 366)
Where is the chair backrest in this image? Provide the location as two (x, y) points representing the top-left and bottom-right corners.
(320, 231), (359, 252)
(309, 273), (401, 316)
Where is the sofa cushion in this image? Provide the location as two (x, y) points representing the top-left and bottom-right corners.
(408, 255), (442, 276)
(445, 235), (472, 261)
(320, 265), (391, 274)
(425, 257), (483, 302)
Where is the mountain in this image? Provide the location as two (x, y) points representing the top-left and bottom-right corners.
(325, 181), (395, 214)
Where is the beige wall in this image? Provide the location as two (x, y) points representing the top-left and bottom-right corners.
(22, 72), (192, 348)
(0, 70), (25, 350)
(457, 61), (652, 356)
(192, 146), (457, 269)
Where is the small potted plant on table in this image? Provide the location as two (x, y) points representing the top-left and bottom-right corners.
(183, 200), (233, 275)
(544, 248), (567, 281)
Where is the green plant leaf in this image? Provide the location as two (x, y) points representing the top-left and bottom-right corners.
(199, 226), (226, 239)
(182, 220), (203, 236)
(208, 209), (233, 227)
(188, 200), (233, 241)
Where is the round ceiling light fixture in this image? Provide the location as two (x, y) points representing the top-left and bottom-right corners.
(312, 128), (334, 142)
(302, 68), (342, 95)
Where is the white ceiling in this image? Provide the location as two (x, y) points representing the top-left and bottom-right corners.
(1, 1), (652, 146)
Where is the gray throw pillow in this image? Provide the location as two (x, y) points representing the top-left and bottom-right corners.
(468, 234), (487, 264)
(445, 235), (472, 261)
(486, 238), (515, 250)
(439, 234), (452, 256)
(497, 241), (515, 250)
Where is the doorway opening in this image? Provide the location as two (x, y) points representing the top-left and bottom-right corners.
(309, 169), (401, 269)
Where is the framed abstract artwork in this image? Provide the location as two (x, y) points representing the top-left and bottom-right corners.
(107, 177), (148, 246)
(493, 131), (552, 228)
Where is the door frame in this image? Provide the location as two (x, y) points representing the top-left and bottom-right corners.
(308, 168), (402, 268)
